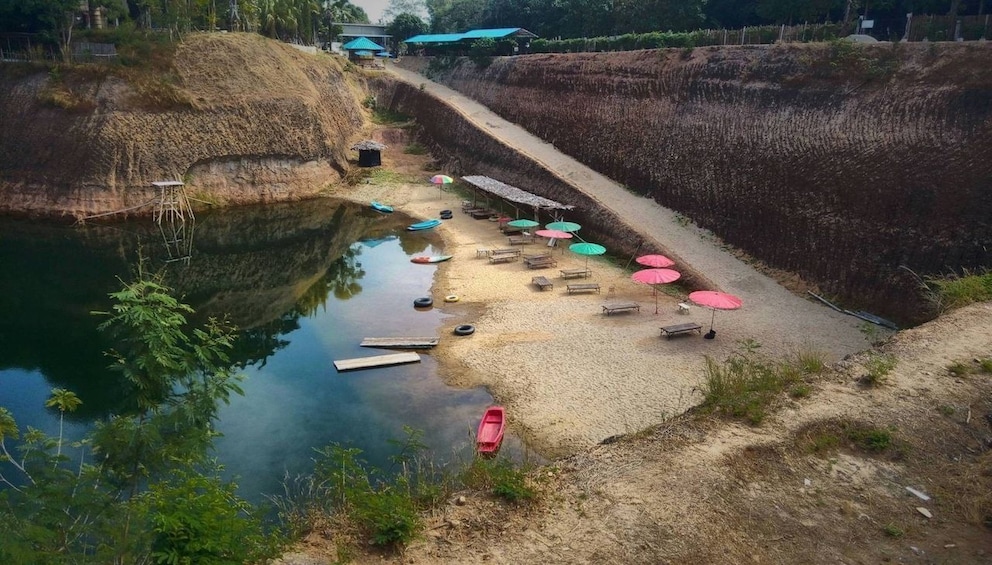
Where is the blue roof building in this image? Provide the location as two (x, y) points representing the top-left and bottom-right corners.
(404, 28), (537, 46)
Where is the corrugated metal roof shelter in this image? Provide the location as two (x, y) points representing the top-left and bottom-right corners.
(404, 33), (467, 44)
(461, 28), (537, 39)
(462, 175), (574, 220)
(405, 28), (537, 44)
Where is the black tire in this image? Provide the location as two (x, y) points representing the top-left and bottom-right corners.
(414, 297), (433, 308)
(440, 212), (453, 220)
(453, 324), (475, 336)
(440, 209), (452, 215)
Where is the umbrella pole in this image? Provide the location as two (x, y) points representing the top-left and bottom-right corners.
(709, 308), (716, 332)
(654, 288), (659, 314)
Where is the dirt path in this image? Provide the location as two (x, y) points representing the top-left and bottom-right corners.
(385, 65), (869, 361)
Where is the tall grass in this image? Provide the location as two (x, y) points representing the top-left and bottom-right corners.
(267, 427), (539, 549)
(700, 341), (826, 425)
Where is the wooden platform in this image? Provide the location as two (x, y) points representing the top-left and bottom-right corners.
(567, 283), (601, 294)
(602, 302), (641, 315)
(660, 323), (702, 338)
(334, 352), (421, 372)
(360, 337), (439, 349)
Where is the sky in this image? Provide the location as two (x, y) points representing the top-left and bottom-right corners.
(356, 0), (389, 24)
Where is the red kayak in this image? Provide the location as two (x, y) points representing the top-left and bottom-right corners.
(476, 406), (506, 455)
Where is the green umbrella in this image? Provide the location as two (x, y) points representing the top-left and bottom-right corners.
(547, 221), (581, 233)
(569, 242), (606, 267)
(507, 219), (540, 229)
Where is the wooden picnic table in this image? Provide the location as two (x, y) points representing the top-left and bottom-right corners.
(508, 235), (534, 245)
(492, 248), (522, 257)
(659, 322), (703, 338)
(525, 257), (558, 269)
(531, 276), (554, 291)
(566, 283), (600, 294)
(489, 253), (519, 264)
(601, 302), (640, 315)
(560, 268), (592, 279)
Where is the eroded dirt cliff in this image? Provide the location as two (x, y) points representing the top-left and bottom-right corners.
(0, 33), (367, 219)
(395, 44), (992, 324)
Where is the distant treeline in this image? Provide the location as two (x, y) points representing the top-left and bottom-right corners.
(1, 0), (989, 52)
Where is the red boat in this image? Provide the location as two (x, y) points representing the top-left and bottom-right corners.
(476, 406), (506, 455)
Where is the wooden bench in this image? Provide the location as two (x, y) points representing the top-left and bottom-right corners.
(522, 253), (551, 261)
(567, 283), (601, 294)
(508, 235), (534, 245)
(531, 276), (554, 291)
(601, 302), (641, 315)
(660, 322), (703, 339)
(560, 268), (592, 279)
(493, 248), (522, 257)
(489, 253), (519, 264)
(525, 257), (558, 269)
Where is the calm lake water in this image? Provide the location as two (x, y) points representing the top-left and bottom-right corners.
(0, 198), (526, 502)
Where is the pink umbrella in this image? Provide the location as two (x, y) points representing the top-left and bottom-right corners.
(534, 229), (573, 252)
(631, 268), (681, 313)
(688, 290), (743, 338)
(636, 254), (675, 268)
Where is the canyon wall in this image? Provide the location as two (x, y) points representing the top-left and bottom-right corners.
(391, 44), (992, 324)
(0, 33), (367, 219)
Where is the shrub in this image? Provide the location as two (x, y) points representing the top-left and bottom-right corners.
(862, 352), (897, 387)
(462, 457), (536, 503)
(699, 342), (809, 425)
(948, 360), (973, 377)
(404, 142), (427, 155)
(847, 425), (892, 452)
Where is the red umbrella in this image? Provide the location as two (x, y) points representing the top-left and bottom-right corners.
(631, 268), (681, 313)
(636, 254), (675, 268)
(688, 290), (743, 338)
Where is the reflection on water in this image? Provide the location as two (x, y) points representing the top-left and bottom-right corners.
(0, 199), (529, 502)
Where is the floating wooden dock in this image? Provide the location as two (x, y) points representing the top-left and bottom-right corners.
(333, 352), (421, 372)
(360, 337), (439, 349)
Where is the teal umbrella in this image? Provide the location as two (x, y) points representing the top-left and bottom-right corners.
(569, 242), (606, 267)
(547, 221), (581, 233)
(507, 219), (540, 229)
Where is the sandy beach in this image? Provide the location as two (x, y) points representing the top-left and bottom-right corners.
(324, 67), (876, 457)
(339, 176), (871, 458)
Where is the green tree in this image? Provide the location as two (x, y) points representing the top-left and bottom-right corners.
(387, 12), (428, 44)
(384, 0), (429, 22)
(426, 0), (485, 32)
(0, 275), (281, 563)
(44, 389), (81, 459)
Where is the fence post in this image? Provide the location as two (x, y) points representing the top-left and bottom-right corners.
(903, 13), (912, 41)
(741, 26), (746, 45)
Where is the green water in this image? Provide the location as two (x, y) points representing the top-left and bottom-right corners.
(0, 199), (525, 501)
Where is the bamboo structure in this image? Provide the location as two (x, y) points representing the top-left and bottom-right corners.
(152, 181), (195, 264)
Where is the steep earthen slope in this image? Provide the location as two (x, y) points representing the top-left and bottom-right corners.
(0, 33), (367, 219)
(402, 44), (992, 324)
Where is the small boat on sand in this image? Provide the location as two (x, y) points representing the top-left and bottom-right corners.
(407, 218), (441, 231)
(411, 255), (452, 264)
(476, 406), (506, 455)
(371, 201), (393, 214)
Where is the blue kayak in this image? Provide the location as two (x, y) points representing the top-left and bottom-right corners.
(371, 201), (393, 214)
(407, 219), (441, 231)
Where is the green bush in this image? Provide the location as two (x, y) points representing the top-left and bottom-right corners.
(846, 425), (892, 452)
(699, 341), (813, 425)
(462, 457), (536, 503)
(862, 352), (897, 387)
(927, 270), (992, 310)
